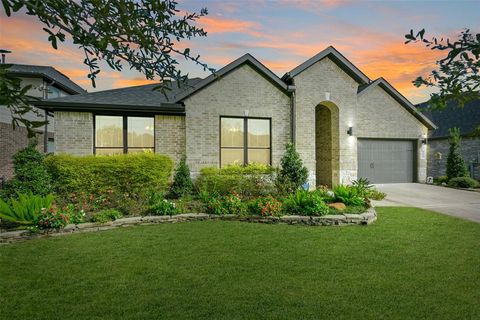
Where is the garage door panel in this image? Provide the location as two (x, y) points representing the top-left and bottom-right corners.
(358, 139), (414, 183)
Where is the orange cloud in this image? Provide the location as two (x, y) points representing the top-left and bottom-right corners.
(112, 77), (157, 88)
(197, 16), (263, 37)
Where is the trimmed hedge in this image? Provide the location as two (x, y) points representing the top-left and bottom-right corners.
(447, 177), (479, 189)
(196, 164), (276, 198)
(45, 153), (174, 196)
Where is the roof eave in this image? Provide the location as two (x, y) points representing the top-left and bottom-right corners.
(33, 100), (185, 115)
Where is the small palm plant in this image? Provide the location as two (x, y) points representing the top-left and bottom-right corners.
(0, 193), (54, 226)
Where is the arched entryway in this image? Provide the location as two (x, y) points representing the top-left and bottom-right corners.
(315, 101), (340, 187)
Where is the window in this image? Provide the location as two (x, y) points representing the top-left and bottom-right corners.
(95, 115), (154, 154)
(220, 117), (271, 166)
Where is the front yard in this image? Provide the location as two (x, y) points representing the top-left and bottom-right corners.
(1, 207), (479, 320)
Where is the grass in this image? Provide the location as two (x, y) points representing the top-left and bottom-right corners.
(1, 207), (479, 319)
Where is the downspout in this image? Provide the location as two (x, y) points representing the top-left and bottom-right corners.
(287, 81), (296, 145)
(42, 80), (49, 153)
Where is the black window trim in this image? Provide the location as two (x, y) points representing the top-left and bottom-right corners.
(93, 113), (155, 154)
(219, 116), (272, 167)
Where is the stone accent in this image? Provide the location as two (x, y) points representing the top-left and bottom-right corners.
(183, 63), (291, 175)
(293, 57), (428, 186)
(0, 208), (377, 244)
(427, 137), (480, 180)
(155, 115), (186, 163)
(55, 112), (93, 155)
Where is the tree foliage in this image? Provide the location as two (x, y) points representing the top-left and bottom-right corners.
(168, 154), (193, 199)
(405, 28), (480, 110)
(446, 127), (468, 180)
(1, 0), (213, 133)
(277, 142), (309, 193)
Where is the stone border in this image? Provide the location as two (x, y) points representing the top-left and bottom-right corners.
(0, 207), (376, 244)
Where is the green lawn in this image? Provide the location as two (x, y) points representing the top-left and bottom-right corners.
(1, 207), (479, 320)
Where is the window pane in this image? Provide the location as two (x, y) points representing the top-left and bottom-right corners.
(248, 119), (270, 148)
(221, 118), (244, 147)
(221, 148), (244, 167)
(128, 148), (154, 154)
(95, 148), (124, 155)
(248, 149), (270, 165)
(96, 116), (123, 147)
(128, 117), (154, 148)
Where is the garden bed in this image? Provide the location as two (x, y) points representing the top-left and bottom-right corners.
(0, 207), (376, 244)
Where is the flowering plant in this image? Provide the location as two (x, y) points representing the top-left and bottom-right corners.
(150, 199), (178, 216)
(35, 205), (70, 230)
(250, 196), (283, 217)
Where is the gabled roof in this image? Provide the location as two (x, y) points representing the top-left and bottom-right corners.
(34, 78), (203, 114)
(282, 46), (370, 84)
(174, 53), (290, 102)
(6, 64), (86, 94)
(358, 77), (436, 130)
(418, 99), (480, 138)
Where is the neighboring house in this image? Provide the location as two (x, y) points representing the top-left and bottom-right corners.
(0, 62), (85, 180)
(419, 99), (480, 180)
(33, 46), (435, 186)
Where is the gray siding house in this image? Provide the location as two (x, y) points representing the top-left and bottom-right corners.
(419, 99), (480, 180)
(34, 46), (435, 186)
(1, 63), (85, 179)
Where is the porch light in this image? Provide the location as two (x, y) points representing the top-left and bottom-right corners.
(347, 127), (353, 136)
(421, 139), (427, 145)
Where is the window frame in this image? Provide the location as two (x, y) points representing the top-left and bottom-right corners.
(93, 113), (155, 154)
(219, 116), (272, 167)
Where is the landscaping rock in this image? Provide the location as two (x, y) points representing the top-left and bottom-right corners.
(328, 202), (347, 211)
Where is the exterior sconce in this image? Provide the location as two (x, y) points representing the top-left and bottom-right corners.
(347, 127), (353, 136)
(421, 139), (427, 145)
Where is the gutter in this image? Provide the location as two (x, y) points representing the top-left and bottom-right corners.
(287, 84), (296, 144)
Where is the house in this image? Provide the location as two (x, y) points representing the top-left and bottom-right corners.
(419, 99), (480, 180)
(33, 46), (435, 186)
(0, 61), (85, 179)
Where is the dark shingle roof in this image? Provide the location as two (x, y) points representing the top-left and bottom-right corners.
(42, 78), (202, 106)
(7, 64), (86, 94)
(418, 99), (480, 138)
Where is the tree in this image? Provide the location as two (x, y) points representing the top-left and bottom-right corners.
(446, 127), (468, 180)
(405, 28), (479, 110)
(0, 138), (52, 200)
(277, 142), (309, 193)
(1, 0), (213, 135)
(168, 154), (193, 199)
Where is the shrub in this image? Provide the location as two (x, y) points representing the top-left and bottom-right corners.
(277, 142), (308, 193)
(248, 196), (283, 217)
(0, 193), (54, 226)
(448, 177), (479, 188)
(149, 199), (178, 216)
(196, 164), (275, 198)
(351, 178), (373, 197)
(45, 153), (173, 214)
(168, 155), (193, 199)
(446, 128), (468, 180)
(366, 189), (386, 201)
(333, 185), (365, 206)
(283, 190), (329, 216)
(204, 193), (244, 215)
(433, 176), (449, 185)
(312, 185), (335, 202)
(36, 205), (70, 230)
(1, 139), (52, 199)
(91, 209), (123, 223)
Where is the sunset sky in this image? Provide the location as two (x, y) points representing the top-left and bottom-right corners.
(0, 0), (478, 103)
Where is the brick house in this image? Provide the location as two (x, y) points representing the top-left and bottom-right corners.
(33, 46), (435, 186)
(1, 63), (85, 180)
(419, 99), (480, 180)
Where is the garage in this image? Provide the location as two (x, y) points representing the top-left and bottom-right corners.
(357, 139), (415, 183)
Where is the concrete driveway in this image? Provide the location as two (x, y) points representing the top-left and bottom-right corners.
(372, 183), (480, 223)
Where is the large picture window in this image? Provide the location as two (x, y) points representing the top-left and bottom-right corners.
(220, 117), (271, 166)
(95, 115), (154, 155)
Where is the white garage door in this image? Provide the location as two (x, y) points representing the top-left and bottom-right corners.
(357, 139), (415, 183)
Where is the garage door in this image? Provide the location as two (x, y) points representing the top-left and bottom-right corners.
(357, 139), (414, 183)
